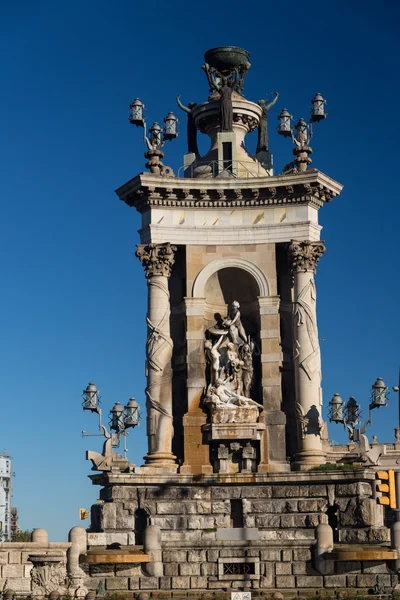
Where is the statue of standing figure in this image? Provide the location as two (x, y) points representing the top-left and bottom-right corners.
(176, 95), (199, 155)
(222, 300), (247, 345)
(202, 63), (238, 132)
(256, 92), (279, 153)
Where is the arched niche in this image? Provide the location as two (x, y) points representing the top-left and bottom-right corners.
(192, 257), (270, 299)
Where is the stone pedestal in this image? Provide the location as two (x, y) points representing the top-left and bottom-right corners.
(288, 240), (326, 468)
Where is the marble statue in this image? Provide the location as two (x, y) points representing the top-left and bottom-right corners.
(204, 300), (259, 423)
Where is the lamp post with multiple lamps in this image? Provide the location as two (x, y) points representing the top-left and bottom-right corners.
(278, 93), (327, 173)
(328, 377), (389, 442)
(82, 382), (140, 458)
(129, 98), (178, 176)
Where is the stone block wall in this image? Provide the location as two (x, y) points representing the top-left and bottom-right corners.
(0, 542), (70, 595)
(87, 471), (392, 593)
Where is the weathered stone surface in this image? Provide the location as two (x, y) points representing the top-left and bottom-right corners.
(281, 550), (292, 561)
(261, 550), (281, 561)
(159, 576), (171, 589)
(207, 550), (219, 562)
(214, 515), (230, 528)
(212, 501), (230, 513)
(240, 486), (272, 499)
(115, 564), (141, 577)
(187, 516), (214, 529)
(87, 533), (107, 546)
(296, 575), (323, 587)
(196, 501), (212, 514)
(309, 485), (327, 497)
(298, 499), (327, 512)
(336, 482), (372, 497)
(152, 516), (187, 529)
(106, 577), (128, 590)
(201, 563), (217, 576)
(260, 529), (315, 541)
(163, 550), (187, 563)
(115, 503), (135, 529)
(211, 487), (241, 500)
(323, 575), (347, 587)
(276, 562), (292, 575)
(164, 563), (179, 576)
(255, 515), (281, 528)
(292, 549), (312, 561)
(5, 578), (31, 592)
(362, 561), (389, 574)
(8, 551), (21, 564)
(180, 563), (201, 576)
(90, 564), (114, 576)
(190, 576), (208, 589)
(347, 574), (357, 587)
(171, 576), (190, 589)
(156, 502), (186, 514)
(188, 550), (207, 562)
(280, 514), (307, 528)
(275, 575), (295, 588)
(129, 577), (140, 590)
(339, 527), (390, 544)
(251, 499), (298, 513)
(336, 561), (362, 574)
(219, 549), (246, 558)
(357, 574), (381, 587)
(102, 502), (117, 529)
(139, 576), (159, 589)
(2, 564), (24, 578)
(0, 553), (8, 565)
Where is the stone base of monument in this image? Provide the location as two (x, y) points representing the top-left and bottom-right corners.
(82, 468), (394, 595)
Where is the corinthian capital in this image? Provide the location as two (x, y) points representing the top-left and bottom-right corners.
(136, 242), (177, 278)
(288, 240), (326, 273)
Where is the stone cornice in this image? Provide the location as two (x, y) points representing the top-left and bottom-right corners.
(115, 169), (343, 213)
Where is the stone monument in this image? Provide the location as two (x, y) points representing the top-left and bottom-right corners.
(82, 46), (397, 596)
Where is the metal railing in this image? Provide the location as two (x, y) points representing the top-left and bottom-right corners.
(178, 159), (271, 179)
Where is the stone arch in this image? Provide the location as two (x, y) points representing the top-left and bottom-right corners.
(192, 257), (270, 298)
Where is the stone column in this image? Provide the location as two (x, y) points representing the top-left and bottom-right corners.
(288, 240), (326, 468)
(136, 242), (177, 470)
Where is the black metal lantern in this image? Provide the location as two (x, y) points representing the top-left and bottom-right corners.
(345, 396), (360, 427)
(110, 402), (124, 433)
(82, 382), (100, 413)
(329, 393), (345, 423)
(163, 112), (178, 141)
(149, 122), (162, 148)
(370, 377), (388, 409)
(277, 108), (292, 137)
(129, 98), (145, 127)
(311, 93), (326, 122)
(124, 397), (140, 429)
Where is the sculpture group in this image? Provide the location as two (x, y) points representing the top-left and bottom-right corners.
(203, 301), (262, 423)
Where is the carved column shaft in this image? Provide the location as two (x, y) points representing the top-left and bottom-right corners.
(288, 240), (326, 468)
(136, 243), (177, 469)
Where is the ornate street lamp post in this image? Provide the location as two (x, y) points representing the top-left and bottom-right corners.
(129, 98), (178, 176)
(82, 382), (140, 458)
(278, 93), (327, 173)
(328, 378), (389, 442)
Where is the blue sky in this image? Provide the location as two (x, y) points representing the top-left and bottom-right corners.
(0, 1), (399, 540)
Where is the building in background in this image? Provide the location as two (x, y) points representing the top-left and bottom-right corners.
(10, 507), (20, 540)
(0, 453), (13, 542)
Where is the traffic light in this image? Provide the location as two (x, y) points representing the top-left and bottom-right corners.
(79, 508), (89, 520)
(376, 470), (396, 508)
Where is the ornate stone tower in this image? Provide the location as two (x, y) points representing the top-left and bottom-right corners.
(82, 48), (396, 597)
(116, 46), (342, 473)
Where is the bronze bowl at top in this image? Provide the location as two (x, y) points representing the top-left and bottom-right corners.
(204, 46), (250, 72)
